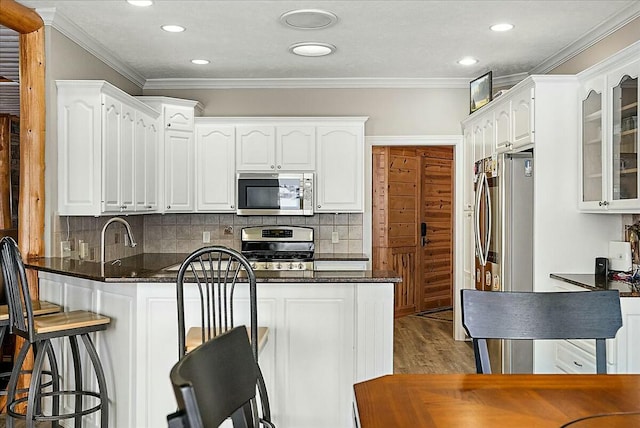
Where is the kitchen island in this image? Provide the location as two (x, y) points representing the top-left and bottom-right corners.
(27, 255), (400, 428)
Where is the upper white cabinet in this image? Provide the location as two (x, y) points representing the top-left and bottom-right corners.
(316, 123), (365, 212)
(57, 81), (160, 216)
(195, 121), (236, 212)
(136, 97), (203, 213)
(277, 126), (316, 171)
(511, 87), (535, 150)
(134, 111), (159, 212)
(236, 124), (316, 171)
(462, 127), (474, 211)
(577, 43), (640, 212)
(236, 125), (276, 171)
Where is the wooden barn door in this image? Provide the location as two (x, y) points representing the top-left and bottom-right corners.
(372, 145), (454, 317)
(418, 147), (454, 311)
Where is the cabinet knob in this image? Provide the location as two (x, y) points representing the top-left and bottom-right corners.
(230, 205), (235, 209)
(277, 165), (281, 169)
(271, 165), (275, 169)
(317, 205), (321, 209)
(604, 201), (609, 206)
(599, 201), (603, 206)
(167, 123), (171, 127)
(146, 205), (152, 209)
(167, 205), (171, 209)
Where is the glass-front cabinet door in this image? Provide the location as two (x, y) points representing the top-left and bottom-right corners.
(581, 89), (605, 208)
(608, 64), (639, 209)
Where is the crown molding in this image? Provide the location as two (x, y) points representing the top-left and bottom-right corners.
(530, 1), (640, 74)
(143, 77), (472, 90)
(36, 7), (146, 89)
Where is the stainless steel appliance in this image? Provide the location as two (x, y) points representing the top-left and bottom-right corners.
(236, 173), (314, 216)
(241, 226), (314, 271)
(472, 152), (534, 374)
(502, 152), (534, 374)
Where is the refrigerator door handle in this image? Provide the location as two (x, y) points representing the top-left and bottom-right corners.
(483, 173), (492, 265)
(474, 172), (486, 266)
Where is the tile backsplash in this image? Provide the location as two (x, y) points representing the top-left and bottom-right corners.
(52, 213), (363, 261)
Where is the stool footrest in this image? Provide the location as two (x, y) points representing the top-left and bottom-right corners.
(7, 389), (103, 421)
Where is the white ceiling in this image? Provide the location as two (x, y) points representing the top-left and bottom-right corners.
(1, 0), (640, 115)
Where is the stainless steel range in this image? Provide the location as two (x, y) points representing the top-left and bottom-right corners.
(241, 226), (314, 271)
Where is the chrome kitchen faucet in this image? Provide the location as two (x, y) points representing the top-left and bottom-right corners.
(100, 217), (137, 264)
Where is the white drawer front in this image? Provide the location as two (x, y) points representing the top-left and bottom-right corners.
(555, 340), (596, 374)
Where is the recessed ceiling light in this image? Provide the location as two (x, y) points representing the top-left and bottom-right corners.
(191, 59), (210, 65)
(280, 9), (338, 30)
(457, 57), (478, 66)
(490, 23), (514, 32)
(161, 25), (185, 33)
(127, 0), (153, 6)
(289, 42), (336, 57)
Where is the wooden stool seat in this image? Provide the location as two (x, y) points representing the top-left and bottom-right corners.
(32, 310), (110, 334)
(186, 325), (269, 354)
(0, 300), (60, 321)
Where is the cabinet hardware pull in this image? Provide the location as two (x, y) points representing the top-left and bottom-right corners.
(167, 123), (171, 127)
(271, 165), (275, 169)
(573, 361), (583, 368)
(146, 205), (152, 209)
(167, 205), (171, 209)
(599, 201), (603, 206)
(277, 165), (281, 169)
(230, 205), (235, 209)
(317, 205), (321, 209)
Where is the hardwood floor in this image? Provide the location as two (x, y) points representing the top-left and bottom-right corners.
(394, 311), (476, 374)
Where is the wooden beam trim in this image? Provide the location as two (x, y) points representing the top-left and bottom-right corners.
(0, 0), (44, 33)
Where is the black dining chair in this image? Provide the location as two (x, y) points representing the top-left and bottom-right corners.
(168, 326), (275, 428)
(461, 289), (623, 374)
(175, 246), (273, 427)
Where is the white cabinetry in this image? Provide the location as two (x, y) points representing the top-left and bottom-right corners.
(195, 122), (236, 212)
(511, 87), (535, 150)
(38, 272), (393, 428)
(136, 97), (203, 213)
(316, 124), (365, 212)
(236, 124), (316, 171)
(578, 43), (640, 212)
(57, 81), (160, 216)
(134, 111), (159, 212)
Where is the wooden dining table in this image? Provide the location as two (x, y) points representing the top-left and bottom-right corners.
(353, 374), (640, 428)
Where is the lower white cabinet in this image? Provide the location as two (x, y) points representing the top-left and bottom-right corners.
(548, 279), (640, 375)
(38, 272), (393, 428)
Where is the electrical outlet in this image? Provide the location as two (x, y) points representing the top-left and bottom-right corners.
(203, 231), (211, 243)
(224, 226), (233, 236)
(60, 240), (71, 258)
(331, 231), (339, 244)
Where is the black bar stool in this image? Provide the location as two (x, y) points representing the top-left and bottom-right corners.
(0, 237), (111, 428)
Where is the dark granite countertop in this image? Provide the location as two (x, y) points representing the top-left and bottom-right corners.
(26, 253), (399, 284)
(550, 273), (640, 297)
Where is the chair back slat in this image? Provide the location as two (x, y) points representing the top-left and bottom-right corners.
(0, 237), (36, 341)
(461, 289), (623, 374)
(176, 246), (258, 361)
(169, 326), (258, 428)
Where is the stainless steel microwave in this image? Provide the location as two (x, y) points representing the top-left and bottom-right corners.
(236, 173), (314, 216)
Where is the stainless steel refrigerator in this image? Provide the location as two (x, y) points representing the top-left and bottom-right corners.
(473, 151), (533, 374)
(502, 151), (534, 373)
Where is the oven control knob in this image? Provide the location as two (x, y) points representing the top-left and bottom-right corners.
(297, 263), (304, 270)
(250, 262), (257, 269)
(264, 263), (270, 270)
(276, 263), (282, 270)
(289, 263), (294, 270)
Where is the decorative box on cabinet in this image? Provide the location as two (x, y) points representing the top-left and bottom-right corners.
(136, 97), (203, 213)
(316, 121), (367, 212)
(194, 120), (236, 212)
(57, 81), (160, 216)
(577, 43), (640, 212)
